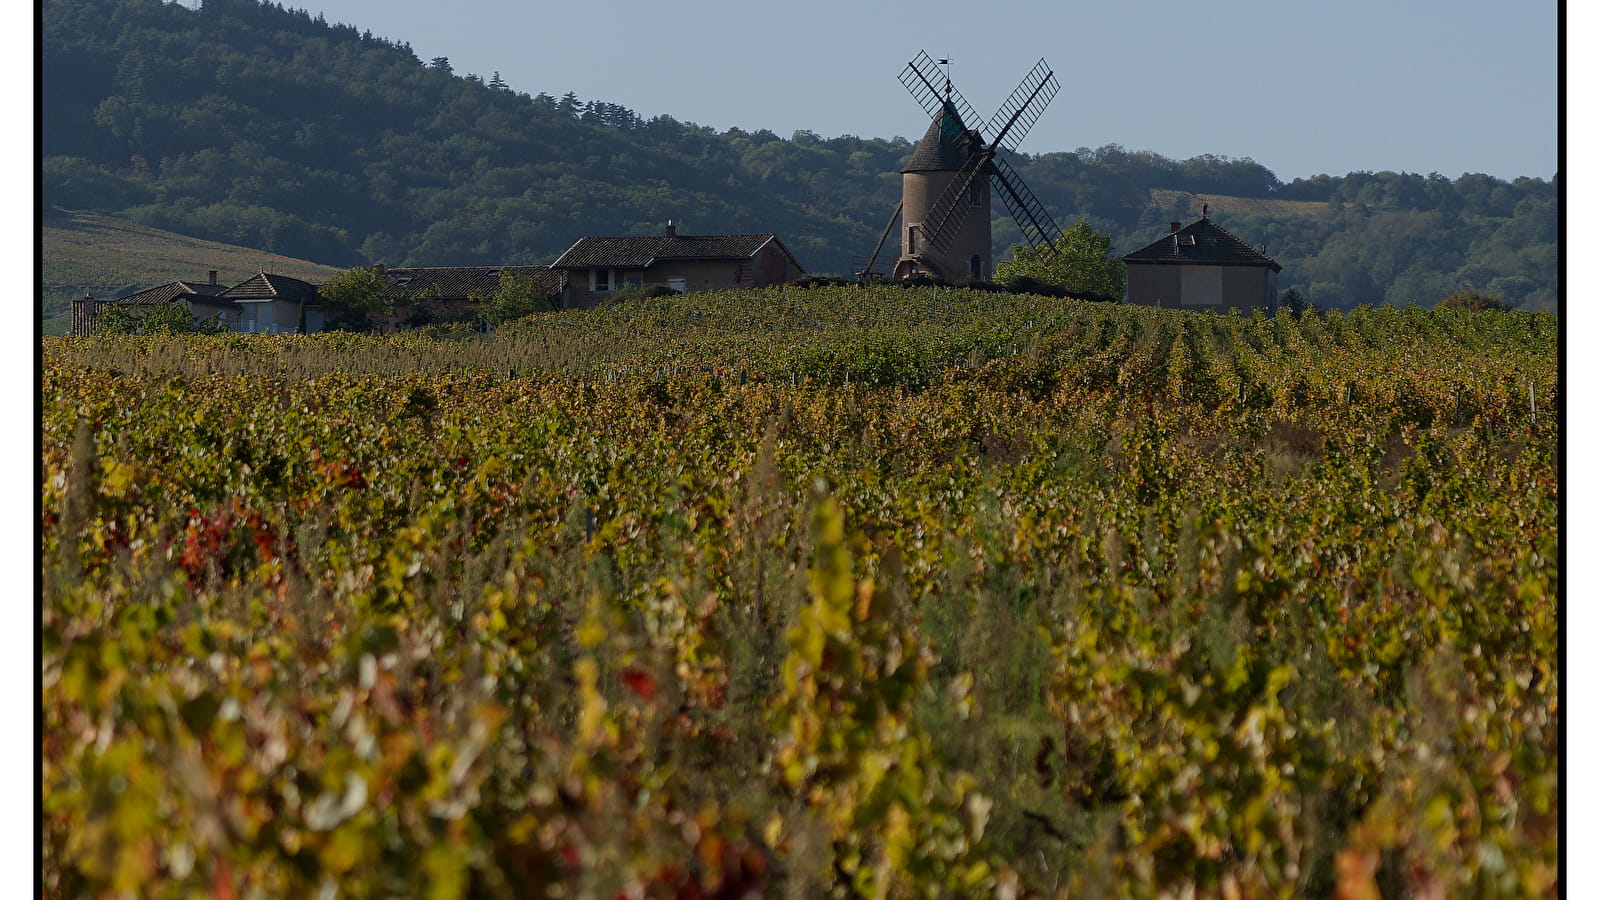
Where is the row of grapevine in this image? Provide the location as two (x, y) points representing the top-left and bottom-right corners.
(42, 288), (1557, 897)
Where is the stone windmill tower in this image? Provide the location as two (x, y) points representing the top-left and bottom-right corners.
(898, 98), (992, 280)
(860, 52), (1065, 283)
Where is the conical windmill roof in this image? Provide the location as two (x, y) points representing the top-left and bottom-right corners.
(903, 100), (978, 173)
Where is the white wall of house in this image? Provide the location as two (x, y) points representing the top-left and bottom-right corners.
(236, 299), (311, 333)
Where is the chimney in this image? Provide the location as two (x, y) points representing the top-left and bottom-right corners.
(1169, 222), (1181, 233)
(374, 262), (386, 275)
(208, 270), (218, 285)
(664, 220), (676, 237)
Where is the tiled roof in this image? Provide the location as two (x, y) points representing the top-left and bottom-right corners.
(1121, 217), (1283, 271)
(380, 266), (560, 301)
(552, 234), (784, 269)
(113, 281), (234, 307)
(903, 100), (979, 173)
(219, 272), (324, 303)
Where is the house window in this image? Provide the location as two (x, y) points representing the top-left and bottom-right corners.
(667, 277), (686, 293)
(592, 269), (611, 292)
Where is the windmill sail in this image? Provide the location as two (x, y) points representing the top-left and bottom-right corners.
(991, 155), (1061, 251)
(985, 59), (1058, 155)
(899, 51), (983, 137)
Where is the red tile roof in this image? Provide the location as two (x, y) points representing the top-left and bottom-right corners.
(113, 281), (234, 307)
(219, 272), (323, 303)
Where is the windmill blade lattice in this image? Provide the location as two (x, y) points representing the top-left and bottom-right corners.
(899, 51), (984, 137)
(991, 154), (1061, 251)
(985, 59), (1058, 155)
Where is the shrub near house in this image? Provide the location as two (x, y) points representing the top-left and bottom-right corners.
(319, 265), (561, 331)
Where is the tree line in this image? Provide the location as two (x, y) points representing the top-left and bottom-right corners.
(43, 0), (1556, 311)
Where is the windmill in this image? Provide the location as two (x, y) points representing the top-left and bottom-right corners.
(857, 52), (1063, 282)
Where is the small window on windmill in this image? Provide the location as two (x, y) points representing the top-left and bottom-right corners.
(967, 181), (980, 207)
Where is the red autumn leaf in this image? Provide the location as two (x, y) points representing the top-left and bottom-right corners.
(211, 859), (237, 900)
(620, 666), (657, 701)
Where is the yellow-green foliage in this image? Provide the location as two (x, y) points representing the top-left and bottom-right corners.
(994, 221), (1125, 299)
(42, 287), (1557, 898)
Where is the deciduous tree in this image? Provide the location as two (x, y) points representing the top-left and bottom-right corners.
(478, 269), (555, 327)
(1434, 289), (1505, 312)
(318, 265), (390, 331)
(995, 220), (1125, 300)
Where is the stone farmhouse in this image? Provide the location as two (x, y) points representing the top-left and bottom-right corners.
(70, 271), (325, 336)
(551, 223), (804, 309)
(71, 271), (233, 337)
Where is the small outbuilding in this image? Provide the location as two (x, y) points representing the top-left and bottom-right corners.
(1121, 214), (1282, 312)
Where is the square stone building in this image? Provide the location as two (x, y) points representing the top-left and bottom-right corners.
(1122, 215), (1282, 311)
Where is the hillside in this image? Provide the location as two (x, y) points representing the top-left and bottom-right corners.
(40, 210), (345, 334)
(42, 0), (1556, 312)
(1147, 189), (1332, 219)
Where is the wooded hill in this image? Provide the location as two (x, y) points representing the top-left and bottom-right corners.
(43, 0), (1557, 313)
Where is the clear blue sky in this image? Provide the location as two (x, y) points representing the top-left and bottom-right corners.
(209, 0), (1558, 182)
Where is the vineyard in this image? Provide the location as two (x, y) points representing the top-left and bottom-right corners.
(42, 287), (1558, 898)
